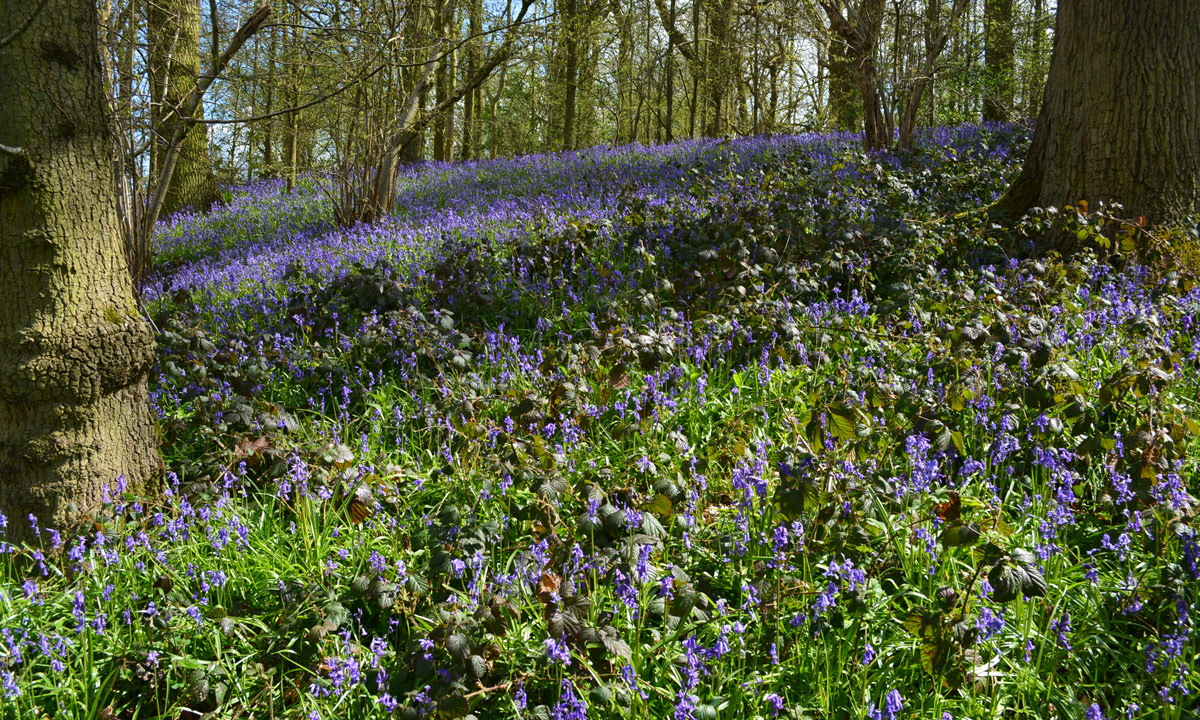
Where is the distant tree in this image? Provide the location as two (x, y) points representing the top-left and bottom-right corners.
(817, 0), (967, 151)
(0, 0), (159, 540)
(148, 0), (222, 213)
(996, 1), (1200, 226)
(982, 0), (1013, 121)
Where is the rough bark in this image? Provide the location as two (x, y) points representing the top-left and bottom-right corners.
(562, 0), (579, 151)
(0, 0), (159, 542)
(826, 36), (859, 131)
(704, 0), (734, 137)
(982, 0), (1013, 122)
(147, 0), (221, 214)
(995, 0), (1200, 226)
(461, 0), (481, 159)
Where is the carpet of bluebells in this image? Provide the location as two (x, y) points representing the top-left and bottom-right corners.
(2, 122), (1200, 720)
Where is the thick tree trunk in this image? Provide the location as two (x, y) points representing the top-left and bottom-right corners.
(704, 0), (733, 137)
(826, 38), (858, 131)
(147, 0), (221, 214)
(982, 0), (1013, 121)
(0, 0), (159, 542)
(996, 1), (1200, 226)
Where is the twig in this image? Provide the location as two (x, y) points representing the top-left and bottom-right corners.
(463, 681), (511, 699)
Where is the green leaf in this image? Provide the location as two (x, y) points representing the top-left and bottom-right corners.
(643, 493), (673, 518)
(447, 633), (471, 662)
(988, 562), (1024, 603)
(939, 522), (981, 549)
(1020, 567), (1048, 598)
(467, 654), (488, 678)
(905, 609), (940, 638)
(601, 634), (632, 660)
(1010, 548), (1037, 569)
(829, 404), (857, 442)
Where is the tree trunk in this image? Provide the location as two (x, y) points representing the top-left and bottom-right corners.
(283, 16), (300, 190)
(433, 0), (449, 161)
(0, 0), (159, 542)
(1023, 0), (1046, 117)
(821, 0), (887, 150)
(689, 0), (700, 137)
(562, 0), (578, 151)
(261, 23), (277, 177)
(827, 37), (858, 131)
(147, 0), (221, 213)
(462, 0), (481, 159)
(995, 0), (1200, 226)
(897, 0), (969, 148)
(704, 0), (732, 137)
(982, 0), (1013, 121)
(663, 0), (675, 142)
(401, 0), (428, 163)
(615, 0), (633, 143)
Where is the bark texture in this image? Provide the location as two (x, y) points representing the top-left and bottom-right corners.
(982, 0), (1013, 122)
(826, 37), (859, 131)
(0, 0), (160, 541)
(998, 0), (1200, 225)
(148, 0), (221, 214)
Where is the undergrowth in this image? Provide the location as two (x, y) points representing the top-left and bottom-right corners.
(1, 123), (1198, 720)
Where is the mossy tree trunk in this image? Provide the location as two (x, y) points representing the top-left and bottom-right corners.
(982, 0), (1013, 122)
(561, 0), (579, 151)
(826, 37), (860, 132)
(0, 0), (160, 542)
(148, 0), (221, 214)
(996, 0), (1200, 226)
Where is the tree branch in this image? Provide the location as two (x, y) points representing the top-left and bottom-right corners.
(140, 2), (271, 243)
(653, 0), (697, 63)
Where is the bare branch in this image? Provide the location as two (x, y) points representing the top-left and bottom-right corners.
(140, 2), (272, 244)
(186, 9), (552, 126)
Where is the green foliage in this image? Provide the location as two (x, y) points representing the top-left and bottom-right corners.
(3, 125), (1199, 720)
